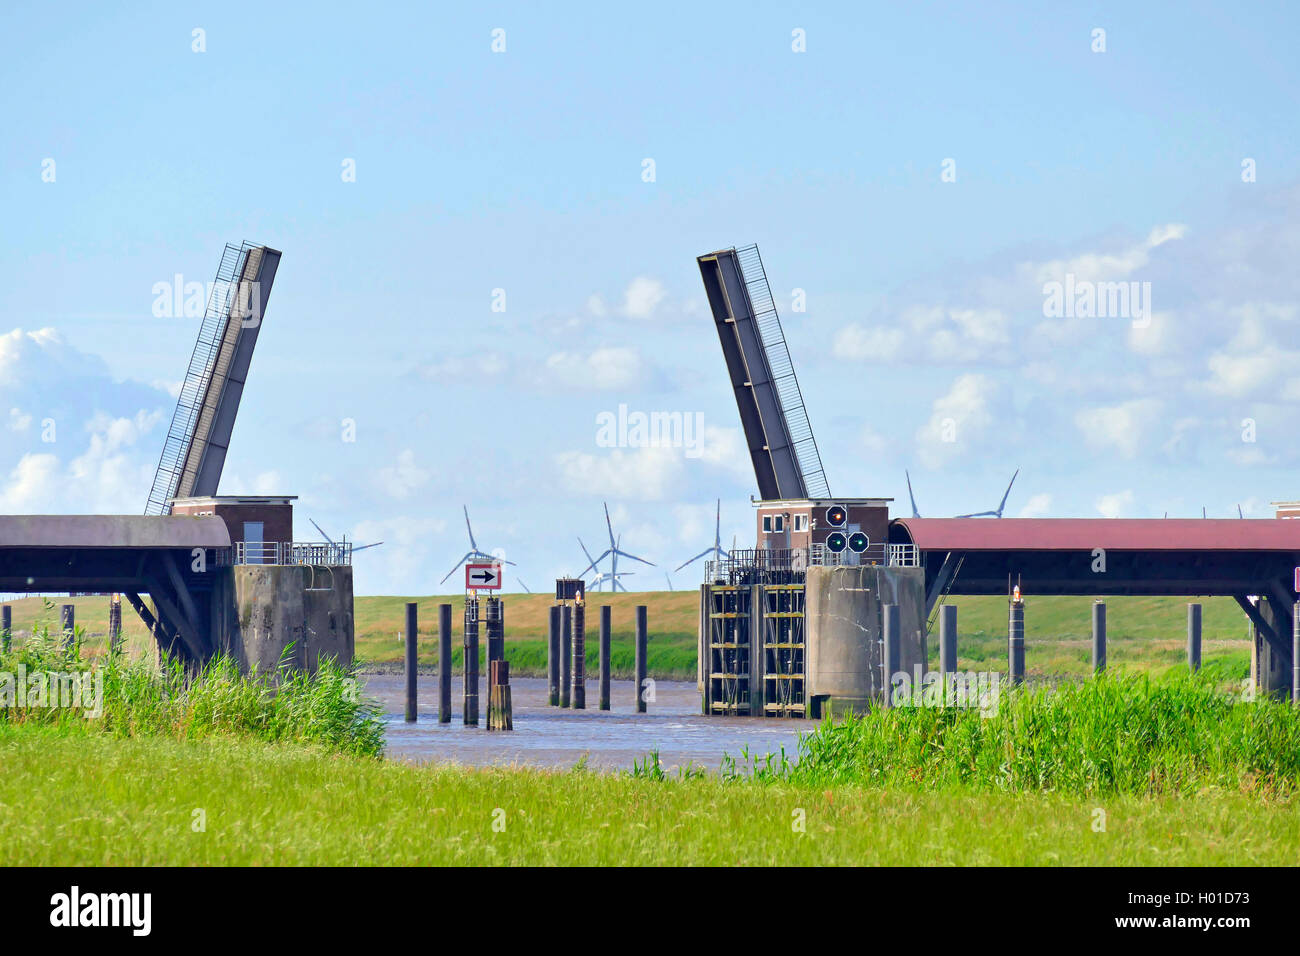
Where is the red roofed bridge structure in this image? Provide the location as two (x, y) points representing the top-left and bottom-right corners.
(889, 517), (1300, 690)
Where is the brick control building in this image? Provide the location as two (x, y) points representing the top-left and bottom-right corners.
(755, 497), (892, 564)
(169, 495), (296, 557)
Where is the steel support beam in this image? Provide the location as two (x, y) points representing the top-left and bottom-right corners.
(1234, 594), (1287, 658)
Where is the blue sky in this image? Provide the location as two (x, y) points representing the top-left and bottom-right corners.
(2, 2), (1299, 594)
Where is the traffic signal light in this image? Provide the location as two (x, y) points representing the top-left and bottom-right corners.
(825, 531), (847, 553)
(848, 531), (870, 553)
(825, 505), (847, 527)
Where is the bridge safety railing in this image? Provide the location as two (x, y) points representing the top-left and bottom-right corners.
(216, 541), (353, 567)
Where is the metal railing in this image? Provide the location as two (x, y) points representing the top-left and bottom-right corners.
(218, 541), (352, 567)
(704, 542), (920, 582)
(887, 543), (920, 567)
(145, 242), (255, 515)
(734, 244), (831, 499)
(808, 543), (888, 566)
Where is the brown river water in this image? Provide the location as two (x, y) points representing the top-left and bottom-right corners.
(363, 675), (807, 772)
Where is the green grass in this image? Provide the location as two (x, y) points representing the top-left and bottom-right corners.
(0, 726), (1294, 865)
(743, 675), (1300, 797)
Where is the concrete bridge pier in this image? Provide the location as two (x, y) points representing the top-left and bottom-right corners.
(1250, 592), (1295, 700)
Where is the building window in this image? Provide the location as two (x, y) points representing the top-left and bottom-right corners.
(773, 515), (785, 533)
(762, 515), (773, 533)
(793, 514), (808, 532)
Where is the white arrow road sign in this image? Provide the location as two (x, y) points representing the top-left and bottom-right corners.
(466, 563), (502, 590)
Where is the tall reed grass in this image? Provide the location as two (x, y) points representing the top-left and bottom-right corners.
(0, 620), (384, 757)
(726, 675), (1300, 796)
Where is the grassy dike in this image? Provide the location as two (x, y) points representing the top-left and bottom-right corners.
(2, 591), (1254, 682)
(1, 727), (1294, 865)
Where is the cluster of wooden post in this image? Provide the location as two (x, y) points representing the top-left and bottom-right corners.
(402, 599), (511, 729)
(547, 601), (648, 712)
(1, 604), (11, 653)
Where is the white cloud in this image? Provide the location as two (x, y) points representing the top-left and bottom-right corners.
(622, 277), (666, 319)
(555, 446), (683, 500)
(1017, 493), (1052, 518)
(419, 351), (510, 383)
(916, 374), (996, 467)
(349, 515), (449, 595)
(1205, 349), (1292, 397)
(860, 424), (889, 457)
(1025, 223), (1187, 286)
(1074, 399), (1161, 459)
(0, 410), (164, 514)
(375, 449), (430, 500)
(833, 324), (904, 360)
(693, 425), (754, 485)
(544, 346), (644, 389)
(1095, 490), (1135, 518)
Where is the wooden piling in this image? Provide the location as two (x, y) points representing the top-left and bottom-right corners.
(61, 603), (75, 650)
(599, 604), (611, 711)
(547, 605), (560, 706)
(1092, 600), (1107, 675)
(1008, 596), (1025, 687)
(939, 603), (957, 705)
(939, 604), (957, 677)
(464, 597), (480, 726)
(108, 597), (122, 654)
(439, 603), (452, 723)
(1, 604), (11, 653)
(1293, 601), (1299, 706)
(404, 602), (418, 722)
(560, 605), (572, 708)
(486, 596), (504, 666)
(882, 603), (900, 708)
(488, 659), (513, 731)
(572, 601), (586, 709)
(635, 604), (647, 713)
(1187, 603), (1202, 673)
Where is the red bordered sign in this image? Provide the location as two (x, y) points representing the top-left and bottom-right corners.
(466, 563), (502, 590)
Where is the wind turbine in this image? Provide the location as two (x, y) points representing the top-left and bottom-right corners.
(674, 499), (731, 572)
(582, 535), (638, 591)
(905, 471), (921, 519)
(905, 469), (1019, 518)
(578, 537), (605, 592)
(440, 505), (516, 584)
(517, 578), (532, 593)
(309, 518), (383, 554)
(954, 470), (1019, 518)
(579, 503), (655, 593)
